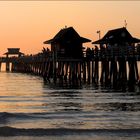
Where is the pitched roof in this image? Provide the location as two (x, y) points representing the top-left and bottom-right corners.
(3, 48), (24, 55)
(92, 27), (140, 44)
(44, 27), (91, 44)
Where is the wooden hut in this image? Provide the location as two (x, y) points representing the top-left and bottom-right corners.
(3, 48), (24, 71)
(92, 27), (140, 90)
(43, 27), (91, 83)
(4, 48), (24, 58)
(93, 27), (140, 45)
(44, 27), (91, 59)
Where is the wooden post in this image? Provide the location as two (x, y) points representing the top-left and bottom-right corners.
(134, 58), (139, 81)
(117, 57), (127, 91)
(83, 61), (86, 83)
(53, 49), (57, 83)
(91, 60), (94, 83)
(87, 60), (90, 84)
(128, 57), (135, 91)
(105, 59), (110, 86)
(6, 62), (10, 71)
(94, 58), (99, 84)
(100, 59), (105, 84)
(0, 62), (1, 71)
(69, 62), (72, 84)
(64, 62), (68, 81)
(78, 61), (82, 83)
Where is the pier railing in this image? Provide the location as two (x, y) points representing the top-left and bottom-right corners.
(0, 48), (139, 63)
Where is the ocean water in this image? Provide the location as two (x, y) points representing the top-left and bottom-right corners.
(0, 72), (140, 140)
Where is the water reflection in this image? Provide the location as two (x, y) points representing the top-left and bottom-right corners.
(42, 90), (83, 112)
(43, 80), (82, 90)
(0, 72), (139, 130)
(47, 91), (80, 98)
(93, 102), (140, 111)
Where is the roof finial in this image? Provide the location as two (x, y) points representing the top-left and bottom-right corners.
(124, 20), (127, 28)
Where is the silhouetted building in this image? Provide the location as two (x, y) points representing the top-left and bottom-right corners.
(4, 48), (24, 58)
(92, 27), (140, 57)
(44, 27), (91, 59)
(92, 27), (140, 45)
(3, 48), (24, 71)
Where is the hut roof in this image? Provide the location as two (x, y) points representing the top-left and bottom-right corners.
(92, 27), (140, 44)
(3, 48), (24, 55)
(44, 27), (91, 44)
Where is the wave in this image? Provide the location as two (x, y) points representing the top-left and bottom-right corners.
(0, 112), (41, 122)
(0, 112), (31, 119)
(0, 112), (76, 122)
(0, 126), (140, 136)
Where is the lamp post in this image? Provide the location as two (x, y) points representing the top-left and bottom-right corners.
(97, 30), (101, 40)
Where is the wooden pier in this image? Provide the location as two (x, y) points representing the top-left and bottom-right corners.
(0, 48), (140, 91)
(5, 49), (139, 91)
(0, 27), (140, 91)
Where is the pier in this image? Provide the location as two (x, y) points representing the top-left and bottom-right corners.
(1, 27), (140, 91)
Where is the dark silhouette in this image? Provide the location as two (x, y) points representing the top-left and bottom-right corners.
(44, 26), (91, 59)
(2, 48), (24, 71)
(0, 27), (140, 91)
(92, 27), (140, 90)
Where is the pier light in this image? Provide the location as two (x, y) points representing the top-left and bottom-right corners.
(97, 30), (101, 40)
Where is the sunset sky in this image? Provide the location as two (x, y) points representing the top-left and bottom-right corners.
(0, 1), (140, 56)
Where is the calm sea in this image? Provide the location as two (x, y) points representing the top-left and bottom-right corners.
(0, 71), (140, 140)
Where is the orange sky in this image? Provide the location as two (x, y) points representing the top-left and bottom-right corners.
(0, 1), (140, 56)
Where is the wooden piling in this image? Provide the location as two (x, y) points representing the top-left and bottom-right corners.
(0, 62), (1, 71)
(83, 61), (86, 83)
(87, 60), (90, 84)
(6, 62), (10, 71)
(91, 60), (94, 83)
